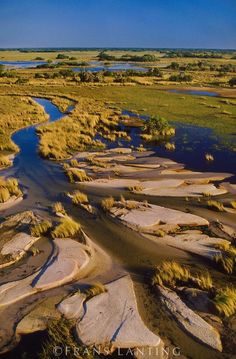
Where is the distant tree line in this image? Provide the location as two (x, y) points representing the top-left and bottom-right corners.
(98, 51), (158, 62)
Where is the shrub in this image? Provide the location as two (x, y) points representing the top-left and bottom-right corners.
(169, 73), (192, 82)
(143, 116), (175, 137)
(101, 197), (115, 211)
(51, 216), (81, 238)
(30, 220), (53, 237)
(229, 77), (236, 87)
(72, 190), (88, 205)
(56, 53), (69, 59)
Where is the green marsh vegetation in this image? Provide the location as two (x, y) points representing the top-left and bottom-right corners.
(142, 116), (175, 138)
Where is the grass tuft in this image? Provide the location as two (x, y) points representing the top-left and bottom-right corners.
(207, 200), (225, 212)
(30, 220), (53, 237)
(72, 190), (88, 205)
(85, 282), (107, 300)
(101, 196), (115, 211)
(212, 287), (236, 317)
(51, 216), (81, 238)
(52, 202), (66, 216)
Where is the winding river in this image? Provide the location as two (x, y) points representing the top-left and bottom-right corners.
(0, 97), (233, 359)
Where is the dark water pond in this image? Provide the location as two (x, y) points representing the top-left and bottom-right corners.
(0, 61), (47, 68)
(168, 89), (219, 97)
(117, 110), (236, 180)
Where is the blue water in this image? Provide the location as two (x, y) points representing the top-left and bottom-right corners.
(168, 89), (219, 97)
(10, 98), (71, 203)
(9, 98), (236, 190)
(108, 110), (236, 180)
(0, 61), (47, 68)
(73, 62), (148, 73)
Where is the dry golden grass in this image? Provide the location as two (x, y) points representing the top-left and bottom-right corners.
(0, 177), (22, 203)
(212, 287), (236, 317)
(64, 167), (92, 183)
(36, 98), (126, 160)
(207, 200), (225, 212)
(71, 190), (88, 205)
(213, 244), (236, 274)
(30, 220), (52, 237)
(0, 95), (48, 156)
(85, 282), (107, 299)
(0, 155), (11, 168)
(51, 216), (81, 238)
(101, 196), (115, 211)
(52, 202), (66, 215)
(152, 261), (213, 291)
(230, 201), (236, 209)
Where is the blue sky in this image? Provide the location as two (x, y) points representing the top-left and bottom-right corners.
(0, 0), (235, 49)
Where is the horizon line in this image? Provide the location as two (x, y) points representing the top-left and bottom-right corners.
(0, 47), (236, 51)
